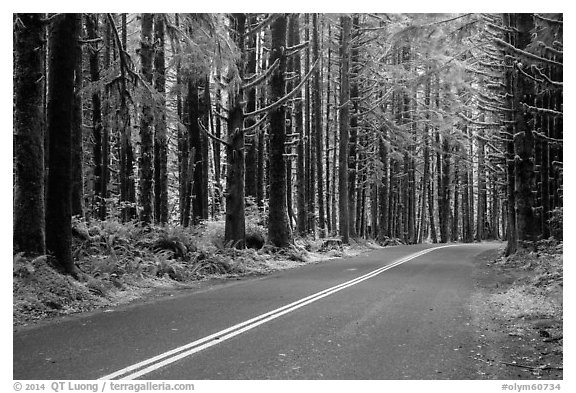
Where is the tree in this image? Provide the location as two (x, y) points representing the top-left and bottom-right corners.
(14, 13), (46, 256)
(45, 14), (80, 275)
(338, 15), (352, 244)
(268, 14), (293, 247)
(71, 20), (84, 218)
(139, 13), (154, 224)
(85, 14), (106, 220)
(512, 13), (538, 244)
(224, 13), (247, 247)
(154, 14), (169, 224)
(312, 13), (325, 237)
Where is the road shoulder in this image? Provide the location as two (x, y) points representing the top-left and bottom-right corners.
(470, 244), (563, 379)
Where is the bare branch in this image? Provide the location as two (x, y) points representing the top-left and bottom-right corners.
(285, 40), (309, 56)
(531, 65), (563, 87)
(244, 13), (281, 38)
(198, 119), (231, 148)
(245, 58), (319, 118)
(534, 14), (563, 25)
(242, 58), (280, 91)
(243, 114), (268, 133)
(522, 103), (562, 118)
(493, 37), (563, 67)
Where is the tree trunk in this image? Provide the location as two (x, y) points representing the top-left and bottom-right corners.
(153, 14), (169, 224)
(348, 16), (359, 238)
(324, 23), (332, 235)
(378, 130), (389, 240)
(338, 15), (352, 244)
(440, 136), (451, 243)
(245, 15), (258, 201)
(118, 13), (136, 222)
(268, 14), (292, 248)
(476, 127), (486, 241)
(139, 13), (154, 224)
(503, 13), (518, 256)
(85, 14), (105, 220)
(100, 18), (111, 221)
(45, 14), (80, 275)
(225, 107), (246, 246)
(452, 160), (460, 242)
(289, 14), (307, 236)
(71, 18), (84, 218)
(14, 13), (46, 256)
(224, 13), (246, 247)
(514, 13), (538, 244)
(313, 13), (325, 238)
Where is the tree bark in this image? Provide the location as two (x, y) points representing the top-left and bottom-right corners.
(85, 14), (105, 220)
(513, 13), (538, 244)
(348, 16), (359, 238)
(289, 14), (307, 236)
(268, 14), (292, 247)
(71, 15), (84, 218)
(313, 13), (325, 237)
(45, 14), (80, 275)
(503, 13), (518, 256)
(224, 13), (246, 247)
(14, 13), (46, 256)
(338, 15), (352, 244)
(153, 14), (169, 224)
(139, 13), (154, 224)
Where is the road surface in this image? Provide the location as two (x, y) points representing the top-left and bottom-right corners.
(13, 243), (499, 380)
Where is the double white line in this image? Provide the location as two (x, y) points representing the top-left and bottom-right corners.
(99, 245), (456, 380)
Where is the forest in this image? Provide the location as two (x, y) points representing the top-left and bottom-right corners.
(13, 13), (563, 280)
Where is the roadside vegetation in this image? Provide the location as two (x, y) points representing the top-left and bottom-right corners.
(13, 213), (381, 326)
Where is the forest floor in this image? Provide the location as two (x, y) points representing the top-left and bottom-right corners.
(470, 239), (563, 379)
(13, 218), (386, 327)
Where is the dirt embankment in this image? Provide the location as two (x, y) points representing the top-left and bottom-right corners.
(470, 242), (563, 379)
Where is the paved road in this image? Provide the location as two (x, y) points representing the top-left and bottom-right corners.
(13, 243), (499, 380)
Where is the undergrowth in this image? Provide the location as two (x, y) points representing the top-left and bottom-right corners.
(13, 216), (366, 326)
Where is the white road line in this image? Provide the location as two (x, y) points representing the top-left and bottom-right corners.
(99, 244), (457, 380)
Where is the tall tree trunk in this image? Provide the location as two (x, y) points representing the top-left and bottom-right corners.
(14, 13), (46, 255)
(378, 129), (389, 240)
(191, 78), (209, 223)
(139, 13), (154, 224)
(101, 18), (111, 221)
(245, 15), (258, 201)
(476, 127), (486, 241)
(85, 14), (105, 220)
(452, 160), (460, 242)
(213, 69), (223, 215)
(440, 136), (451, 243)
(513, 13), (538, 245)
(256, 35), (267, 210)
(313, 13), (325, 238)
(348, 16), (359, 238)
(45, 14), (80, 275)
(324, 22), (332, 235)
(338, 15), (352, 244)
(289, 14), (307, 236)
(461, 144), (472, 242)
(268, 14), (292, 247)
(153, 14), (168, 224)
(71, 19), (84, 218)
(118, 13), (136, 222)
(225, 107), (246, 246)
(304, 14), (315, 236)
(224, 13), (246, 247)
(503, 13), (518, 256)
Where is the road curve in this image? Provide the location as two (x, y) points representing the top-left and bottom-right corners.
(13, 242), (499, 380)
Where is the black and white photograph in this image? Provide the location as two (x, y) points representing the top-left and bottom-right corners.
(12, 9), (564, 388)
